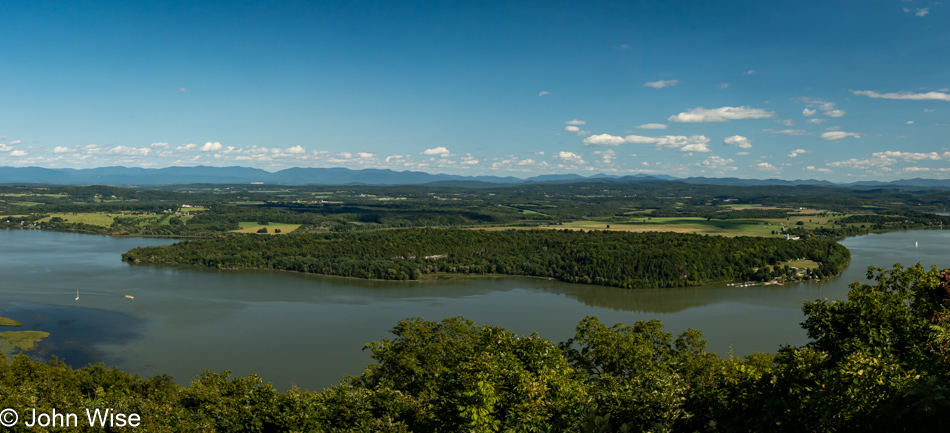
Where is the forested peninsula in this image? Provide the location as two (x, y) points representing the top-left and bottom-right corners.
(122, 229), (851, 288)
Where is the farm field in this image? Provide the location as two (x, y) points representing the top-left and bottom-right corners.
(232, 221), (301, 234)
(556, 218), (781, 237)
(36, 212), (116, 226)
(479, 210), (853, 238)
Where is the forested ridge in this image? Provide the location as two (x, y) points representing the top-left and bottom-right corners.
(122, 229), (850, 288)
(1, 264), (949, 432)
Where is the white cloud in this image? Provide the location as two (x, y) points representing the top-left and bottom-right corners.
(924, 108), (935, 112)
(719, 83), (730, 89)
(823, 151), (950, 171)
(736, 151), (751, 156)
(108, 146), (150, 156)
(461, 154), (479, 165)
(744, 70), (756, 75)
(636, 123), (668, 129)
(681, 142), (711, 152)
(53, 146), (75, 153)
(9, 150), (27, 157)
(286, 145), (306, 154)
(916, 7), (930, 16)
(356, 152), (375, 158)
(150, 142), (170, 148)
(583, 134), (626, 146)
(787, 149), (808, 158)
(701, 156), (735, 169)
(723, 135), (752, 148)
(853, 90), (950, 101)
(805, 166), (833, 174)
(820, 131), (861, 140)
(623, 134), (711, 152)
(563, 125), (590, 136)
(592, 149), (617, 163)
(644, 79), (679, 88)
(422, 146), (450, 156)
(9, 140), (21, 145)
(200, 141), (223, 152)
(906, 120), (915, 125)
(0, 144), (13, 152)
(762, 128), (809, 135)
(878, 150), (950, 161)
(667, 106), (775, 122)
(177, 143), (197, 151)
(753, 162), (778, 171)
(538, 91), (550, 97)
(554, 151), (584, 163)
(385, 155), (407, 163)
(807, 118), (827, 124)
(903, 166), (931, 172)
(802, 98), (843, 119)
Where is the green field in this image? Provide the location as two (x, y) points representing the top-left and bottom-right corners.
(0, 193), (68, 198)
(557, 217), (782, 237)
(37, 212), (116, 226)
(232, 221), (301, 234)
(787, 259), (820, 269)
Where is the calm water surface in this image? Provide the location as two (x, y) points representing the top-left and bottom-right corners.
(1, 229), (948, 391)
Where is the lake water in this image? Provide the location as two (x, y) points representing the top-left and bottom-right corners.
(1, 229), (948, 391)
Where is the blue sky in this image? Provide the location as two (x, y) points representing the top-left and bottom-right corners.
(1, 0), (948, 181)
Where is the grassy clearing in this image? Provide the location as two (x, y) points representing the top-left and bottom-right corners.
(232, 221), (301, 234)
(555, 218), (782, 237)
(787, 259), (820, 269)
(0, 193), (68, 198)
(37, 212), (115, 226)
(477, 211), (842, 238)
(0, 316), (24, 327)
(719, 204), (782, 210)
(0, 330), (49, 351)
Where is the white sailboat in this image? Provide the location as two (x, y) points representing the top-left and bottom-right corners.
(75, 289), (79, 301)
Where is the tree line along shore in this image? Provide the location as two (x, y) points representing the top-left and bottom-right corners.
(122, 228), (851, 289)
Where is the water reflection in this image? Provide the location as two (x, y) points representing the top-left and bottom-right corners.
(0, 228), (948, 391)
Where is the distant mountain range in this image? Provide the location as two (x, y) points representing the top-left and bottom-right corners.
(1, 165), (949, 189)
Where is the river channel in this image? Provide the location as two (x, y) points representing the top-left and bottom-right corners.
(1, 228), (947, 391)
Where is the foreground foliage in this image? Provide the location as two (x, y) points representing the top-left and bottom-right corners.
(1, 264), (947, 432)
(122, 228), (851, 289)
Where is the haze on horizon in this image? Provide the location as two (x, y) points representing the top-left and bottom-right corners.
(1, 1), (948, 182)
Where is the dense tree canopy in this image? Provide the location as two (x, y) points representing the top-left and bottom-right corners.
(122, 229), (851, 288)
